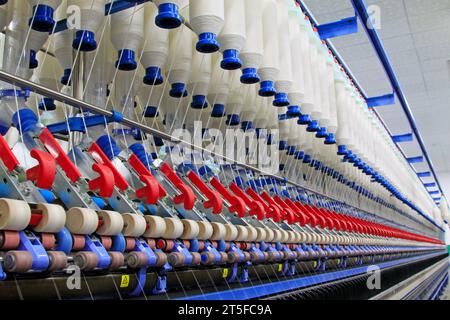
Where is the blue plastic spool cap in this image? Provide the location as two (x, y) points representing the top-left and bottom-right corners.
(273, 92), (290, 107)
(196, 32), (220, 53)
(226, 114), (240, 126)
(303, 154), (312, 164)
(241, 121), (254, 131)
(191, 95), (208, 109)
(298, 114), (312, 125)
(38, 189), (55, 203)
(130, 143), (152, 168)
(337, 145), (348, 156)
(154, 136), (164, 147)
(258, 81), (276, 97)
(324, 133), (336, 145)
(0, 0), (7, 5)
(286, 105), (301, 118)
(266, 133), (275, 145)
(295, 151), (304, 160)
(306, 120), (320, 132)
(144, 106), (158, 118)
(38, 98), (56, 111)
(288, 146), (297, 156)
(61, 68), (72, 85)
(316, 127), (328, 139)
(211, 104), (226, 118)
(169, 83), (188, 98)
(155, 3), (182, 29)
(144, 66), (164, 85)
(279, 141), (288, 151)
(116, 49), (137, 71)
(29, 4), (55, 32)
(240, 68), (260, 84)
(279, 164), (285, 171)
(73, 30), (97, 52)
(221, 49), (242, 70)
(96, 135), (120, 160)
(29, 50), (38, 69)
(12, 109), (38, 133)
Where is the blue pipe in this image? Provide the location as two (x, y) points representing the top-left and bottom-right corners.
(350, 0), (446, 206)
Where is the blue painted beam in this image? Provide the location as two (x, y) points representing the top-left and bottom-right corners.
(180, 252), (444, 300)
(317, 16), (358, 40)
(367, 93), (395, 107)
(418, 172), (432, 178)
(424, 183), (437, 188)
(351, 0), (446, 204)
(407, 156), (424, 164)
(392, 133), (413, 143)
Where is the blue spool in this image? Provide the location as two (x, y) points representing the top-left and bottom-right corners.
(279, 141), (288, 151)
(116, 49), (137, 71)
(226, 114), (240, 126)
(38, 98), (56, 111)
(286, 105), (301, 118)
(306, 120), (320, 132)
(258, 81), (276, 97)
(316, 127), (328, 139)
(298, 114), (312, 125)
(144, 66), (164, 85)
(169, 83), (188, 98)
(144, 106), (159, 118)
(72, 30), (97, 52)
(221, 49), (242, 70)
(196, 32), (220, 53)
(155, 3), (182, 29)
(96, 135), (120, 160)
(12, 109), (38, 133)
(273, 92), (290, 107)
(241, 121), (254, 131)
(29, 50), (38, 69)
(29, 4), (55, 32)
(61, 68), (72, 85)
(191, 95), (208, 109)
(211, 104), (226, 118)
(240, 68), (260, 84)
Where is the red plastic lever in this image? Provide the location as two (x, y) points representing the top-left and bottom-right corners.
(187, 171), (222, 214)
(38, 128), (81, 183)
(0, 134), (19, 172)
(273, 196), (296, 225)
(88, 163), (115, 197)
(284, 198), (306, 226)
(210, 177), (246, 218)
(229, 183), (265, 220)
(128, 154), (167, 199)
(160, 163), (196, 210)
(260, 192), (282, 222)
(136, 175), (160, 205)
(26, 149), (57, 190)
(88, 143), (129, 191)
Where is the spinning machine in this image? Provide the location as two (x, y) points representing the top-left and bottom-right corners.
(0, 0), (447, 300)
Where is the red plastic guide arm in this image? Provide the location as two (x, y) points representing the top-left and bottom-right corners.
(229, 182), (265, 220)
(88, 163), (115, 198)
(0, 134), (19, 172)
(26, 149), (57, 190)
(187, 171), (223, 214)
(160, 162), (196, 210)
(210, 177), (246, 218)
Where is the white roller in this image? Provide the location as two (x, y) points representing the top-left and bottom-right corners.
(217, 0), (246, 70)
(0, 199), (31, 231)
(96, 211), (124, 236)
(210, 222), (226, 241)
(255, 227), (267, 242)
(189, 0), (224, 53)
(223, 224), (238, 241)
(33, 203), (66, 233)
(197, 220), (214, 240)
(143, 215), (166, 238)
(235, 225), (248, 242)
(163, 217), (184, 239)
(264, 227), (275, 243)
(122, 213), (147, 237)
(111, 4), (144, 71)
(181, 219), (200, 239)
(246, 226), (258, 242)
(142, 3), (169, 85)
(66, 208), (99, 235)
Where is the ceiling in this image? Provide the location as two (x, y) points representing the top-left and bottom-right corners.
(303, 0), (450, 202)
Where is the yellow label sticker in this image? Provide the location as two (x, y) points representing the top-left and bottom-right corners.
(120, 275), (130, 288)
(313, 261), (317, 268)
(222, 268), (229, 278)
(278, 264), (283, 272)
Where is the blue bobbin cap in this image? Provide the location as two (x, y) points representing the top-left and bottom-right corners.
(287, 105), (301, 118)
(303, 154), (312, 164)
(38, 98), (56, 111)
(267, 133), (275, 145)
(288, 146), (297, 156)
(144, 106), (158, 118)
(337, 145), (348, 156)
(169, 83), (188, 98)
(12, 108), (38, 133)
(241, 121), (254, 131)
(0, 0), (7, 5)
(73, 30), (97, 52)
(240, 68), (260, 84)
(129, 143), (152, 168)
(258, 81), (276, 97)
(116, 49), (137, 71)
(196, 32), (220, 53)
(279, 141), (288, 151)
(279, 164), (285, 171)
(273, 92), (290, 107)
(226, 114), (240, 126)
(29, 4), (55, 32)
(306, 120), (320, 132)
(29, 50), (38, 69)
(144, 66), (163, 85)
(154, 136), (164, 147)
(325, 133), (336, 145)
(96, 135), (120, 160)
(316, 127), (328, 139)
(211, 104), (226, 118)
(298, 114), (312, 125)
(221, 49), (242, 70)
(191, 95), (208, 109)
(295, 151), (305, 160)
(155, 3), (182, 29)
(61, 68), (72, 85)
